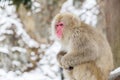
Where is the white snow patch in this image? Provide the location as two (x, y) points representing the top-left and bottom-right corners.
(0, 69), (7, 76)
(110, 67), (120, 75)
(0, 36), (6, 41)
(11, 47), (27, 53)
(12, 60), (21, 66)
(61, 0), (99, 27)
(0, 41), (61, 80)
(0, 47), (9, 54)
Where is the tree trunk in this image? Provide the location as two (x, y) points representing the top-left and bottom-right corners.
(96, 0), (106, 33)
(17, 4), (40, 42)
(104, 0), (120, 68)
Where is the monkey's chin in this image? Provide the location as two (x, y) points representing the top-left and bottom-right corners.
(56, 37), (62, 41)
(55, 36), (62, 42)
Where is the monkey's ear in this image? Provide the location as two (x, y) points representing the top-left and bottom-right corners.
(71, 15), (81, 27)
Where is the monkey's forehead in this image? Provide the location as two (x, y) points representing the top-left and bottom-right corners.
(55, 15), (63, 21)
(55, 12), (74, 20)
(57, 12), (74, 16)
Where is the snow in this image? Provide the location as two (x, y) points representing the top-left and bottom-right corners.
(0, 15), (39, 48)
(0, 36), (6, 41)
(12, 60), (21, 66)
(109, 68), (120, 80)
(31, 0), (41, 13)
(0, 69), (7, 76)
(30, 55), (38, 61)
(11, 47), (27, 53)
(110, 67), (120, 75)
(61, 0), (99, 27)
(0, 4), (60, 75)
(0, 47), (9, 54)
(83, 0), (96, 9)
(0, 41), (61, 80)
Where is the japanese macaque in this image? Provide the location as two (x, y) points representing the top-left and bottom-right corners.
(51, 12), (113, 80)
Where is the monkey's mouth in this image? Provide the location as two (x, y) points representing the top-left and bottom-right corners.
(56, 26), (63, 38)
(56, 30), (62, 38)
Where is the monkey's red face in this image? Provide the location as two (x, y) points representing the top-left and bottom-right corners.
(55, 22), (64, 38)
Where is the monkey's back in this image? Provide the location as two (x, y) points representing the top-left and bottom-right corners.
(64, 22), (114, 80)
(81, 23), (113, 79)
(80, 22), (113, 71)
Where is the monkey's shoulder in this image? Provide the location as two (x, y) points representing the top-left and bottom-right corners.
(71, 27), (95, 37)
(70, 28), (90, 44)
(71, 26), (105, 43)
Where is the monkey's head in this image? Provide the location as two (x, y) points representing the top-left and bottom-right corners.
(51, 12), (81, 40)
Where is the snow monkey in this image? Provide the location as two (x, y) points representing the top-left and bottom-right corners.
(51, 12), (113, 80)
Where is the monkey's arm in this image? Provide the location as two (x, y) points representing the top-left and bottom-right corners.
(57, 51), (67, 67)
(61, 31), (99, 69)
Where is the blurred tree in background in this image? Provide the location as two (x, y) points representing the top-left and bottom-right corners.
(94, 0), (120, 69)
(103, 0), (120, 68)
(11, 0), (32, 9)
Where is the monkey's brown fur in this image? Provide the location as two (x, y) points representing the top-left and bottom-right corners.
(52, 13), (113, 80)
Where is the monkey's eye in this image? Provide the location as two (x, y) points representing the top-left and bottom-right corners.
(59, 23), (63, 26)
(56, 24), (59, 27)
